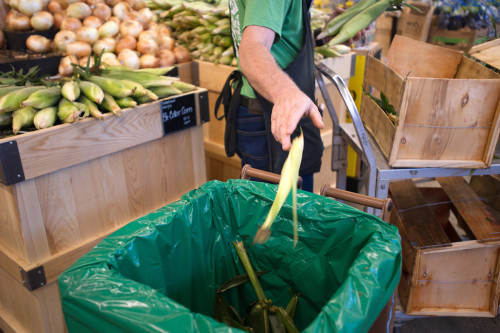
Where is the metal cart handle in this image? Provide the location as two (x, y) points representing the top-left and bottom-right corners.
(241, 164), (303, 189)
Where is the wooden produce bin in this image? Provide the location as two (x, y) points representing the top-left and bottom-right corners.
(395, 1), (434, 42)
(0, 88), (209, 333)
(361, 35), (500, 168)
(469, 38), (500, 73)
(389, 177), (500, 317)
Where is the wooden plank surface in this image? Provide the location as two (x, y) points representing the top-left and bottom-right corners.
(360, 95), (395, 160)
(196, 60), (235, 93)
(469, 40), (500, 71)
(455, 56), (500, 80)
(0, 184), (27, 260)
(389, 180), (451, 247)
(437, 177), (500, 241)
(386, 35), (463, 79)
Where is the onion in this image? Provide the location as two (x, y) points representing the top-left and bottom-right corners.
(146, 22), (158, 32)
(104, 0), (120, 6)
(47, 0), (67, 13)
(131, 0), (146, 10)
(54, 30), (76, 52)
(120, 19), (143, 38)
(115, 35), (136, 53)
(92, 37), (115, 54)
(26, 35), (52, 53)
(138, 30), (157, 42)
(76, 26), (98, 44)
(136, 39), (158, 55)
(98, 21), (119, 38)
(6, 10), (31, 31)
(139, 54), (158, 68)
(78, 55), (95, 67)
(158, 35), (174, 51)
(58, 55), (78, 77)
(9, 0), (19, 11)
(61, 17), (82, 31)
(67, 2), (92, 20)
(0, 31), (6, 49)
(65, 41), (92, 57)
(92, 3), (111, 21)
(100, 52), (120, 66)
(30, 11), (54, 31)
(53, 12), (66, 29)
(157, 49), (175, 67)
(112, 2), (132, 21)
(173, 46), (191, 64)
(157, 24), (172, 37)
(117, 49), (139, 69)
(17, 0), (43, 16)
(83, 15), (102, 29)
(86, 0), (104, 6)
(136, 8), (154, 29)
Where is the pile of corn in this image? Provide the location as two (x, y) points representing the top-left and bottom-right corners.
(148, 0), (236, 66)
(0, 65), (196, 135)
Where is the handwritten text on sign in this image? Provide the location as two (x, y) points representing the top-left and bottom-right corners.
(161, 93), (197, 135)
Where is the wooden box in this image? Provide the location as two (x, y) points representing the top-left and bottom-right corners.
(0, 88), (209, 332)
(389, 177), (500, 317)
(361, 35), (500, 168)
(396, 1), (434, 42)
(469, 38), (500, 73)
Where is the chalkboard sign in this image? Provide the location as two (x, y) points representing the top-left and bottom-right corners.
(161, 94), (197, 135)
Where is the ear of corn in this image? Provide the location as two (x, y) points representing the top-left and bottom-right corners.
(33, 106), (57, 130)
(90, 76), (135, 98)
(172, 81), (196, 93)
(253, 131), (304, 246)
(0, 86), (24, 98)
(75, 102), (90, 119)
(20, 86), (62, 109)
(119, 80), (158, 100)
(61, 81), (81, 102)
(149, 86), (183, 99)
(101, 93), (122, 116)
(78, 95), (104, 120)
(12, 106), (37, 134)
(101, 70), (178, 88)
(0, 86), (45, 113)
(115, 96), (138, 109)
(58, 98), (85, 123)
(0, 113), (13, 127)
(79, 81), (105, 104)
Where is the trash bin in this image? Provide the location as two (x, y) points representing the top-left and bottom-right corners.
(59, 179), (402, 333)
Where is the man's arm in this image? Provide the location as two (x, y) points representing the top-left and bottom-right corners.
(239, 25), (324, 151)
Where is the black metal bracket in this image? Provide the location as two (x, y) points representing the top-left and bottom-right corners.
(20, 265), (47, 291)
(0, 140), (25, 186)
(198, 90), (209, 124)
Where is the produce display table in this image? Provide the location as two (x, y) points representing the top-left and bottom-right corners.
(0, 86), (209, 333)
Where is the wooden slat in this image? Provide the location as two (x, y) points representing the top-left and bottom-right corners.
(455, 56), (500, 80)
(470, 175), (500, 212)
(0, 184), (26, 259)
(389, 180), (451, 247)
(196, 60), (235, 93)
(437, 177), (500, 241)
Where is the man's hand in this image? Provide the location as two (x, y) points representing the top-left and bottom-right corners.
(239, 25), (324, 151)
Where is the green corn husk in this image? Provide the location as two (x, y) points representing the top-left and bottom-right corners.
(12, 106), (37, 134)
(79, 81), (105, 104)
(90, 76), (135, 98)
(101, 70), (178, 88)
(115, 96), (137, 109)
(217, 55), (233, 66)
(0, 86), (24, 98)
(0, 113), (13, 127)
(133, 67), (176, 76)
(57, 98), (85, 123)
(20, 86), (62, 109)
(149, 86), (183, 99)
(101, 93), (122, 116)
(78, 95), (104, 120)
(172, 81), (196, 93)
(0, 86), (45, 113)
(33, 106), (57, 130)
(61, 81), (81, 102)
(119, 80), (158, 100)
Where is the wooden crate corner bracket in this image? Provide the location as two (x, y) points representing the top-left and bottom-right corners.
(0, 140), (25, 186)
(19, 265), (47, 291)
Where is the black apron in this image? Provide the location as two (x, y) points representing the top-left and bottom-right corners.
(215, 0), (323, 175)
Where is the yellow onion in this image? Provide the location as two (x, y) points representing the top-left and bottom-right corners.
(104, 0), (120, 6)
(138, 30), (157, 42)
(136, 38), (158, 55)
(131, 0), (147, 10)
(136, 8), (155, 28)
(83, 15), (102, 29)
(30, 11), (54, 31)
(158, 35), (174, 51)
(115, 35), (136, 53)
(139, 54), (158, 68)
(59, 55), (78, 76)
(65, 41), (92, 58)
(76, 26), (98, 44)
(67, 2), (92, 20)
(26, 35), (52, 53)
(100, 52), (121, 67)
(157, 49), (175, 67)
(112, 1), (132, 20)
(54, 30), (76, 52)
(17, 0), (43, 16)
(173, 46), (191, 64)
(108, 16), (121, 25)
(5, 10), (31, 31)
(86, 0), (104, 6)
(92, 3), (111, 21)
(117, 49), (139, 69)
(157, 24), (172, 37)
(53, 12), (66, 29)
(92, 37), (115, 54)
(79, 55), (95, 67)
(47, 0), (67, 13)
(61, 17), (82, 31)
(98, 20), (119, 38)
(120, 19), (143, 38)
(9, 0), (19, 11)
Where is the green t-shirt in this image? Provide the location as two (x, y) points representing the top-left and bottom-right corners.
(229, 0), (305, 98)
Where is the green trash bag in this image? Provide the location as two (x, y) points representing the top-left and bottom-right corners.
(58, 179), (401, 333)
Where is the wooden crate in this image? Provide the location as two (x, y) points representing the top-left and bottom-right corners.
(469, 38), (500, 73)
(395, 1), (434, 42)
(389, 177), (500, 317)
(0, 88), (209, 332)
(361, 35), (500, 168)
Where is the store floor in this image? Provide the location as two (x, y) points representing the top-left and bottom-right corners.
(395, 313), (500, 332)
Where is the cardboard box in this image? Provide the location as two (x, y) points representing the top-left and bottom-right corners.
(428, 16), (491, 52)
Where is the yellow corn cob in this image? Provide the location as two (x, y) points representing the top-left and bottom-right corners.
(12, 106), (37, 134)
(0, 86), (45, 113)
(79, 81), (104, 104)
(101, 93), (122, 116)
(58, 98), (85, 123)
(33, 106), (57, 130)
(61, 81), (81, 102)
(90, 76), (134, 98)
(20, 86), (62, 109)
(78, 95), (104, 120)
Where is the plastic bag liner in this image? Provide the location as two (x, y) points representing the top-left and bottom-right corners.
(59, 179), (401, 333)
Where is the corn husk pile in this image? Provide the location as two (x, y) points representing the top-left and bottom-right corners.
(148, 0), (236, 66)
(0, 63), (196, 136)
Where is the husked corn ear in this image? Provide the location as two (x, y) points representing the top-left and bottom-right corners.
(101, 93), (122, 116)
(58, 98), (85, 123)
(149, 86), (183, 99)
(90, 76), (134, 98)
(0, 86), (45, 113)
(172, 81), (196, 93)
(33, 107), (57, 130)
(79, 81), (104, 104)
(20, 86), (62, 109)
(115, 96), (137, 109)
(61, 81), (81, 102)
(119, 80), (158, 100)
(12, 106), (37, 134)
(0, 113), (13, 127)
(78, 95), (104, 120)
